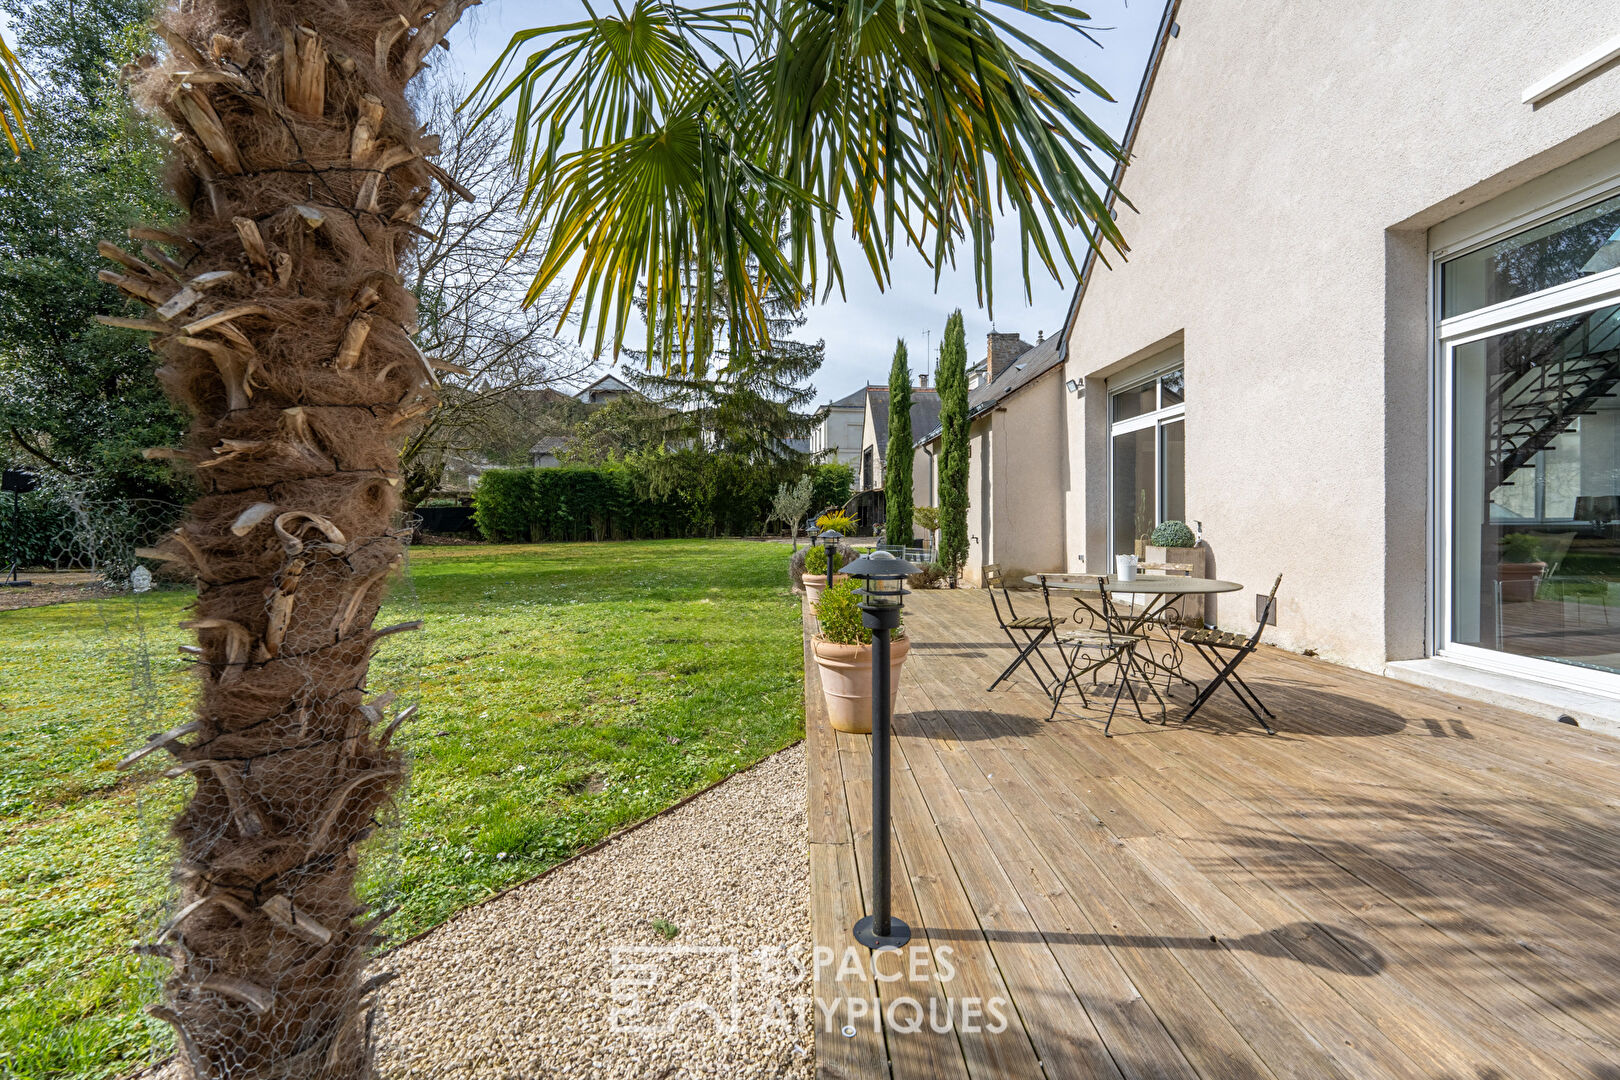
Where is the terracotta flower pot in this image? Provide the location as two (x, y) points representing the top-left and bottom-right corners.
(811, 634), (912, 734)
(802, 572), (849, 608)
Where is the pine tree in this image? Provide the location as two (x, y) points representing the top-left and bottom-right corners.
(884, 339), (913, 546)
(937, 310), (970, 585)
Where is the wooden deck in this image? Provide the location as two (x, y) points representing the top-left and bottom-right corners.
(807, 588), (1620, 1080)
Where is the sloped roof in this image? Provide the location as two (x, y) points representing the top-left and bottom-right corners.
(830, 385), (872, 408)
(1059, 0), (1181, 358)
(914, 333), (1064, 446)
(870, 387), (941, 455)
(530, 435), (570, 455)
(576, 373), (634, 398)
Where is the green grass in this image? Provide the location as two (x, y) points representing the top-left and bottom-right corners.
(0, 540), (804, 1079)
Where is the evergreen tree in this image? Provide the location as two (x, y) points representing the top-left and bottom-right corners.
(937, 310), (970, 585)
(884, 339), (913, 545)
(0, 0), (184, 502)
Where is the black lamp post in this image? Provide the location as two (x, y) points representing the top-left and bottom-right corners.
(816, 527), (842, 581)
(1, 470), (36, 588)
(842, 548), (920, 949)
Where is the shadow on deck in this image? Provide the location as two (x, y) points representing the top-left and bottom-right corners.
(807, 587), (1620, 1080)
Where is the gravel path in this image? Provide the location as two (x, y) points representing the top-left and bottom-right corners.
(376, 742), (814, 1079)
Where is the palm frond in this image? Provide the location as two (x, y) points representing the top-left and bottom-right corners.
(0, 30), (34, 157)
(475, 0), (1127, 370)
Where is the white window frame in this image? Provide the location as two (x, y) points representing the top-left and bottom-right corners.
(1431, 177), (1620, 695)
(1108, 367), (1186, 556)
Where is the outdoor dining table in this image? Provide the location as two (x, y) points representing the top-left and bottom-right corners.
(1023, 573), (1243, 689)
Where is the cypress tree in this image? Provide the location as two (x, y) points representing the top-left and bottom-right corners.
(937, 310), (970, 585)
(884, 339), (913, 545)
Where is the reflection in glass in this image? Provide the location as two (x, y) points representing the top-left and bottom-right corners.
(1112, 427), (1155, 557)
(1111, 381), (1157, 423)
(1160, 369), (1185, 406)
(1442, 190), (1620, 318)
(1162, 419), (1185, 525)
(1452, 303), (1620, 674)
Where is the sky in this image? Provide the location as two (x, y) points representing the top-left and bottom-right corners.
(438, 1), (1168, 403)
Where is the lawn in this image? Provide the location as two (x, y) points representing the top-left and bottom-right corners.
(0, 539), (805, 1080)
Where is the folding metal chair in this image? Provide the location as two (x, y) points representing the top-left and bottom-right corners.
(1179, 575), (1282, 734)
(984, 564), (1065, 697)
(1041, 575), (1162, 736)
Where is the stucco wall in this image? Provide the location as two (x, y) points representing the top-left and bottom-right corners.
(812, 406), (864, 468)
(984, 368), (1069, 580)
(1063, 0), (1620, 670)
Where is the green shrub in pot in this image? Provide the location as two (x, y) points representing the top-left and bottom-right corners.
(804, 544), (852, 576)
(812, 578), (904, 643)
(1148, 519), (1196, 548)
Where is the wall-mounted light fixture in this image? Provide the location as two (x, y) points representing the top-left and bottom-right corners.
(1065, 378), (1085, 396)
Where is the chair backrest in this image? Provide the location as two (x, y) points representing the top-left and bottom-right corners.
(1248, 574), (1284, 648)
(1092, 575), (1130, 645)
(985, 564), (1021, 626)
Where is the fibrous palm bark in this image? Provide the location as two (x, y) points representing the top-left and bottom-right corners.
(101, 1), (475, 1075)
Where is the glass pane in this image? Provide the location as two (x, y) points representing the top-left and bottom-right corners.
(1442, 190), (1620, 318)
(1160, 369), (1185, 407)
(1111, 381), (1157, 423)
(1452, 302), (1620, 674)
(1112, 427), (1156, 556)
(1161, 419), (1185, 524)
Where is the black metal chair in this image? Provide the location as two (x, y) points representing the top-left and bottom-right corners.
(1041, 575), (1161, 736)
(984, 564), (1065, 697)
(1178, 574), (1282, 734)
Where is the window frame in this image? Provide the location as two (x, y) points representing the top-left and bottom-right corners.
(1432, 198), (1620, 694)
(1108, 366), (1187, 556)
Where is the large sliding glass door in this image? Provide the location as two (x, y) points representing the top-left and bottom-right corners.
(1110, 369), (1185, 556)
(1439, 186), (1620, 686)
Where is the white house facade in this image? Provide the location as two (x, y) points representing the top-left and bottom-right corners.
(1059, 0), (1620, 728)
(809, 387), (868, 468)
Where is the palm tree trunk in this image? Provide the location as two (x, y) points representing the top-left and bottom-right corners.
(103, 2), (475, 1075)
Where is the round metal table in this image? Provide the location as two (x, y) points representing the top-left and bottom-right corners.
(1024, 573), (1244, 692)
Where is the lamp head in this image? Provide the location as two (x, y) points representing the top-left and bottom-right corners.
(843, 549), (920, 613)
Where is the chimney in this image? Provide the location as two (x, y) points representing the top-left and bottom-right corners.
(918, 371), (929, 389)
(987, 331), (1030, 381)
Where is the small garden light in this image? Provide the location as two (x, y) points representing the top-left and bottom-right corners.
(840, 548), (920, 949)
(817, 528), (842, 581)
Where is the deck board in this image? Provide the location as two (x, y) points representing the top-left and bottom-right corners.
(810, 588), (1620, 1079)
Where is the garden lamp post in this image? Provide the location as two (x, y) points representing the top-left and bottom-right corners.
(842, 548), (920, 949)
(1, 470), (36, 588)
(817, 527), (842, 583)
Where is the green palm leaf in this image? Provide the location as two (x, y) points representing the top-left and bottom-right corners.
(0, 30), (33, 157)
(475, 0), (1126, 370)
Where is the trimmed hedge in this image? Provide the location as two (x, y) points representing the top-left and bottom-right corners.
(475, 459), (856, 544)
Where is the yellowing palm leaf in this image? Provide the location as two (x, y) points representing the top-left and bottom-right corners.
(0, 30), (32, 156)
(475, 0), (1127, 370)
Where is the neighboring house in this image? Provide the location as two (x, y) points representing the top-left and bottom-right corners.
(529, 436), (570, 468)
(574, 373), (636, 404)
(1050, 0), (1620, 725)
(917, 332), (1061, 583)
(853, 379), (941, 535)
(809, 386), (869, 467)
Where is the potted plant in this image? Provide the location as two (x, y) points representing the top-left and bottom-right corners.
(914, 505), (939, 551)
(811, 578), (911, 733)
(801, 543), (851, 605)
(1144, 519), (1206, 623)
(1498, 533), (1547, 603)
